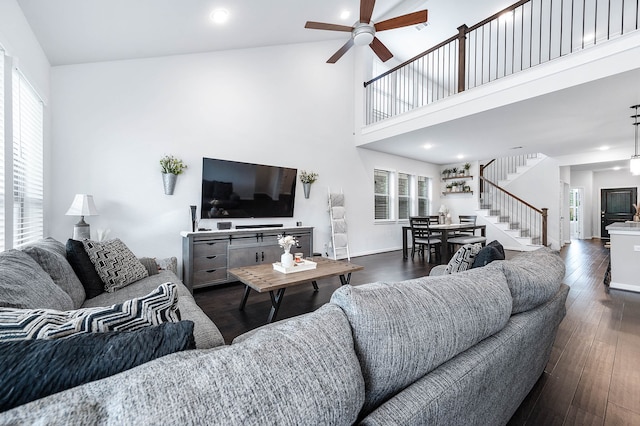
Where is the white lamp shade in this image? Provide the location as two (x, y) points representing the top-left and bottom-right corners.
(65, 194), (99, 216)
(631, 156), (640, 176)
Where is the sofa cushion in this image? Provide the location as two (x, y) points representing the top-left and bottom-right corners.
(81, 271), (225, 349)
(0, 320), (195, 413)
(495, 246), (566, 314)
(22, 238), (86, 308)
(0, 250), (74, 311)
(0, 282), (181, 341)
(471, 240), (506, 269)
(0, 304), (365, 425)
(82, 238), (148, 293)
(66, 239), (105, 299)
(330, 267), (513, 416)
(444, 243), (482, 273)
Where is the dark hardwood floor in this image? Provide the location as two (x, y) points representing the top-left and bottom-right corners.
(193, 239), (640, 425)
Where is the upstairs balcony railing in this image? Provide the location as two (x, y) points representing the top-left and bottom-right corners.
(364, 0), (640, 125)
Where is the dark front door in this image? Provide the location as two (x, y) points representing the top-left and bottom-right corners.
(601, 187), (637, 239)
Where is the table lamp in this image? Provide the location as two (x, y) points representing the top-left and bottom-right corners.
(65, 194), (99, 240)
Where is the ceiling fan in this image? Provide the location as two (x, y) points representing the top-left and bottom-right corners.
(304, 0), (428, 63)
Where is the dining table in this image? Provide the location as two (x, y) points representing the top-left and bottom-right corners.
(402, 222), (487, 263)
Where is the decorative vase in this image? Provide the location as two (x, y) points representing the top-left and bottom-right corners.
(162, 173), (177, 195)
(281, 248), (294, 268)
(303, 183), (311, 199)
(634, 214), (640, 222)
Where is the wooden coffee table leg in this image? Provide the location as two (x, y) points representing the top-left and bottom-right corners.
(267, 288), (286, 323)
(311, 280), (319, 291)
(239, 285), (251, 311)
(339, 273), (352, 286)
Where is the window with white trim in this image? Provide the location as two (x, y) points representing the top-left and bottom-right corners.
(417, 175), (430, 216)
(374, 169), (392, 220)
(11, 69), (44, 248)
(398, 172), (410, 220)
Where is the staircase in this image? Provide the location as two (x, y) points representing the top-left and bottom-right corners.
(477, 154), (548, 250)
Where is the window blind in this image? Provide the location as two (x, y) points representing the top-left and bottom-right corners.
(374, 169), (391, 220)
(12, 69), (43, 248)
(417, 176), (430, 216)
(0, 51), (5, 251)
(398, 172), (410, 220)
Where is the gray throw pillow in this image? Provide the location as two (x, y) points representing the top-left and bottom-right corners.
(0, 250), (74, 311)
(23, 239), (86, 309)
(82, 239), (149, 293)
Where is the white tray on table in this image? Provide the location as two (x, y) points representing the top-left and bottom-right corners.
(272, 259), (317, 274)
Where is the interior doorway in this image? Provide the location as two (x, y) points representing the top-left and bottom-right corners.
(600, 187), (637, 240)
(569, 188), (583, 239)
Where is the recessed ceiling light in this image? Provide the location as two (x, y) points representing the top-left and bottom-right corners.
(423, 144), (433, 150)
(340, 10), (351, 20)
(457, 154), (464, 159)
(599, 146), (610, 151)
(210, 8), (229, 24)
(613, 166), (621, 171)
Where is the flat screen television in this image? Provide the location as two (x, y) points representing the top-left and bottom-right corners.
(201, 157), (297, 219)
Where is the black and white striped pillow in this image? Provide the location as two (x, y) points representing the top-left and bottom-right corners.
(0, 282), (180, 341)
(444, 243), (483, 274)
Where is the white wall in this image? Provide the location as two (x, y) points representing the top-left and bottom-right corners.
(49, 41), (439, 263)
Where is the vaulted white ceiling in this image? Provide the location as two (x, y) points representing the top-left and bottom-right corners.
(15, 0), (640, 170)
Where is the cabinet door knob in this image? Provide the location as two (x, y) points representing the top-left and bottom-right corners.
(206, 269), (217, 273)
(261, 252), (265, 261)
(255, 253), (259, 262)
(206, 255), (217, 259)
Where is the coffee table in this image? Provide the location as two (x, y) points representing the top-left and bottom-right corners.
(229, 257), (364, 323)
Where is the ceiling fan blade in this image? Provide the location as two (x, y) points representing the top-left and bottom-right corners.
(305, 21), (354, 32)
(360, 0), (376, 23)
(375, 10), (428, 32)
(327, 38), (355, 63)
(370, 37), (393, 62)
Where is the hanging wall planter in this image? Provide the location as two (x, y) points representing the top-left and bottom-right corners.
(162, 173), (178, 195)
(303, 183), (312, 199)
(159, 155), (187, 196)
(299, 170), (318, 199)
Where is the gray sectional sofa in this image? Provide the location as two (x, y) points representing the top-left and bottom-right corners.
(0, 244), (568, 425)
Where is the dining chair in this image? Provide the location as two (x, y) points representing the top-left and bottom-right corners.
(448, 215), (487, 250)
(410, 217), (442, 263)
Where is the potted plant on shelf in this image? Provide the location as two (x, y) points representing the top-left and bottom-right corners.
(451, 181), (459, 192)
(451, 167), (458, 177)
(464, 162), (471, 176)
(299, 170), (318, 199)
(446, 183), (453, 192)
(441, 169), (450, 179)
(160, 155), (187, 195)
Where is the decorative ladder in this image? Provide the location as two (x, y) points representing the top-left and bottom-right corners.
(328, 190), (350, 261)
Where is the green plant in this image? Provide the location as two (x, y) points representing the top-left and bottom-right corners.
(463, 162), (471, 170)
(441, 169), (449, 176)
(160, 155), (187, 175)
(299, 170), (318, 184)
(451, 167), (458, 175)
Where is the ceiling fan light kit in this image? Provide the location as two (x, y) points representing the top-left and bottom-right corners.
(304, 0), (428, 63)
(353, 23), (375, 46)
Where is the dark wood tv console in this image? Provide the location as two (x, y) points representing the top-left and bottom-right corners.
(181, 226), (313, 291)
